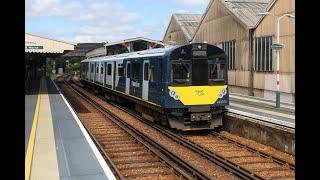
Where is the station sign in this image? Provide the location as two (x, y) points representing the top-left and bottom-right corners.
(26, 46), (43, 49)
(271, 43), (284, 50)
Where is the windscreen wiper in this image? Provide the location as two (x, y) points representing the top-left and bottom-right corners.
(179, 59), (190, 73)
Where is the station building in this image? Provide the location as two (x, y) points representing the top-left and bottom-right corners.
(163, 14), (202, 45)
(63, 43), (106, 57)
(25, 33), (75, 92)
(163, 0), (295, 103)
(25, 33), (105, 93)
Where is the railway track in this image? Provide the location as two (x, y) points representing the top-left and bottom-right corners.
(104, 95), (295, 179)
(59, 82), (191, 179)
(60, 75), (295, 179)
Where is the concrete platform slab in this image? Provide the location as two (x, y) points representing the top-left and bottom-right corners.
(228, 93), (295, 128)
(25, 77), (116, 180)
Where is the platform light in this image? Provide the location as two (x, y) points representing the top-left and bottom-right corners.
(257, 12), (295, 108)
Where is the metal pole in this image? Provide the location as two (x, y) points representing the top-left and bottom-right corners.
(276, 16), (281, 108)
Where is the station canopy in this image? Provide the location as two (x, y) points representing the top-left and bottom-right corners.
(25, 33), (75, 54)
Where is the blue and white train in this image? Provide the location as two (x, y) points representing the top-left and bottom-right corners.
(80, 43), (229, 130)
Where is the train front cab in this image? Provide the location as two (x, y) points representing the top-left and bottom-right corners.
(164, 43), (229, 131)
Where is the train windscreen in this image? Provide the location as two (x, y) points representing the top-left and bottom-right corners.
(170, 43), (227, 86)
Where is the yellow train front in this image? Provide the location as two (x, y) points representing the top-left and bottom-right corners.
(80, 43), (228, 131)
(163, 43), (228, 130)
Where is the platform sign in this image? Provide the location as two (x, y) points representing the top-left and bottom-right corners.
(26, 46), (43, 49)
(271, 43), (284, 50)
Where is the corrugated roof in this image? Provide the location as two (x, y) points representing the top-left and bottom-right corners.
(221, 0), (273, 29)
(172, 14), (202, 41)
(104, 37), (166, 47)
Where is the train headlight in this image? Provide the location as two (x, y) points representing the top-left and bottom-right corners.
(219, 88), (227, 99)
(169, 90), (180, 100)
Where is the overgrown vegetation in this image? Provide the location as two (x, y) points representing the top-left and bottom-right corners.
(46, 56), (84, 76)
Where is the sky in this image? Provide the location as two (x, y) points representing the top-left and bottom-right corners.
(26, 0), (210, 44)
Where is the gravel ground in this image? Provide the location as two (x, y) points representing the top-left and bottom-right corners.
(71, 83), (238, 179)
(60, 83), (182, 179)
(219, 131), (295, 165)
(185, 134), (295, 179)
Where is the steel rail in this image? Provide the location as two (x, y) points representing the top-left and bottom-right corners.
(109, 99), (296, 178)
(211, 132), (295, 170)
(106, 100), (264, 180)
(70, 78), (264, 180)
(63, 79), (208, 180)
(69, 76), (294, 179)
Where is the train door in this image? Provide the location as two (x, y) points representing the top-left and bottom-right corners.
(142, 60), (150, 100)
(104, 62), (107, 86)
(106, 62), (114, 89)
(86, 63), (89, 80)
(113, 61), (116, 90)
(96, 62), (100, 82)
(125, 61), (131, 94)
(91, 63), (95, 82)
(100, 62), (104, 85)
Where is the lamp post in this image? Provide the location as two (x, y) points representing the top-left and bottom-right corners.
(257, 12), (295, 108)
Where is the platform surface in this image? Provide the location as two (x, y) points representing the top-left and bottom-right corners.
(228, 93), (295, 127)
(25, 77), (113, 180)
(25, 79), (39, 154)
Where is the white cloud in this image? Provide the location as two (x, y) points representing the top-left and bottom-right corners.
(176, 9), (190, 13)
(26, 0), (140, 43)
(171, 0), (210, 6)
(135, 20), (168, 41)
(25, 0), (208, 43)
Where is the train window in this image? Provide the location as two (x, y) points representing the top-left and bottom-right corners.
(208, 63), (225, 82)
(91, 64), (94, 73)
(126, 64), (131, 78)
(118, 64), (124, 76)
(107, 64), (112, 75)
(100, 66), (104, 74)
(159, 59), (162, 82)
(96, 65), (99, 73)
(144, 63), (149, 81)
(149, 67), (155, 82)
(171, 61), (190, 85)
(132, 63), (141, 80)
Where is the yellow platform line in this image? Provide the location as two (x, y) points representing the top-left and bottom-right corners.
(229, 102), (295, 120)
(25, 78), (43, 180)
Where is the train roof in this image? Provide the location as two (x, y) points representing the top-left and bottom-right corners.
(81, 43), (224, 63)
(81, 45), (177, 63)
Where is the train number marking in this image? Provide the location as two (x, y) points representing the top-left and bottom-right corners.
(195, 90), (204, 96)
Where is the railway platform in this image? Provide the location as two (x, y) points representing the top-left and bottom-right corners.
(25, 77), (115, 180)
(228, 93), (295, 128)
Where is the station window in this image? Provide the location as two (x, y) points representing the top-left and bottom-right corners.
(220, 40), (236, 70)
(144, 63), (149, 81)
(132, 63), (141, 80)
(107, 64), (112, 75)
(118, 64), (124, 76)
(254, 36), (273, 71)
(126, 63), (131, 78)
